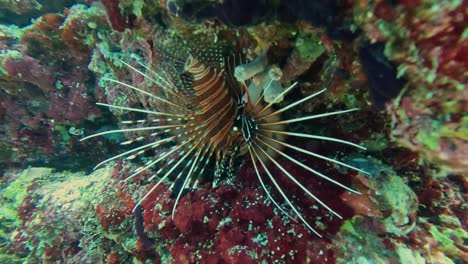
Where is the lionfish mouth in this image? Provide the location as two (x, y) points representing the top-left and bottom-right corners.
(81, 34), (368, 237)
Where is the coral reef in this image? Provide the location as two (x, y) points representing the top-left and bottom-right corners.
(0, 167), (111, 263)
(336, 158), (467, 263)
(0, 0), (466, 263)
(0, 5), (109, 171)
(354, 0), (467, 173)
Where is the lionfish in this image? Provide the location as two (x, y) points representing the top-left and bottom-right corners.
(82, 34), (368, 237)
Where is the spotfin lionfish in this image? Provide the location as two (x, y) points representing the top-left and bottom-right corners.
(82, 33), (368, 237)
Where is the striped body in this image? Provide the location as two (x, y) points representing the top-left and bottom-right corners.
(183, 55), (240, 158)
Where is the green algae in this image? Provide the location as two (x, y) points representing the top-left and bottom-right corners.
(0, 168), (52, 231)
(0, 49), (23, 76)
(0, 168), (53, 263)
(53, 124), (71, 141)
(335, 217), (398, 264)
(228, 245), (259, 260)
(0, 167), (115, 262)
(0, 24), (23, 39)
(395, 246), (425, 264)
(429, 225), (468, 259)
(415, 130), (440, 151)
(295, 31), (325, 62)
(380, 174), (418, 236)
(120, 0), (146, 18)
(0, 253), (23, 264)
(340, 219), (362, 240)
(252, 232), (269, 246)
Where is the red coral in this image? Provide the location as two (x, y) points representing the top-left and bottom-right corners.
(410, 3), (467, 81)
(96, 188), (135, 232)
(341, 188), (383, 218)
(96, 204), (126, 232)
(17, 193), (39, 223)
(60, 13), (91, 57)
(135, 151), (354, 263)
(37, 13), (64, 31)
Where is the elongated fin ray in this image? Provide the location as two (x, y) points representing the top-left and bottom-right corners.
(256, 136), (360, 194)
(103, 77), (190, 113)
(255, 82), (299, 116)
(253, 141), (343, 219)
(253, 78), (273, 108)
(247, 146), (298, 223)
(260, 108), (360, 126)
(171, 145), (203, 219)
(121, 118), (166, 124)
(132, 143), (198, 212)
(95, 103), (186, 118)
(133, 61), (193, 106)
(121, 60), (175, 89)
(259, 134), (370, 175)
(259, 88), (327, 120)
(191, 143), (216, 189)
(262, 129), (366, 150)
(80, 124), (184, 141)
(250, 144), (322, 237)
(92, 135), (176, 170)
(125, 136), (196, 182)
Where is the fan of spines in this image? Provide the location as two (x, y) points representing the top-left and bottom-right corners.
(82, 33), (369, 237)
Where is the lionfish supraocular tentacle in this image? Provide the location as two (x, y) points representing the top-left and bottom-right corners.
(82, 35), (369, 236)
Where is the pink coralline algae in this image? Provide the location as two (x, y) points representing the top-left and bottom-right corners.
(48, 82), (98, 124)
(2, 54), (55, 91)
(0, 5), (103, 168)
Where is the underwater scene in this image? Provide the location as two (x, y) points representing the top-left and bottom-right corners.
(0, 0), (466, 263)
